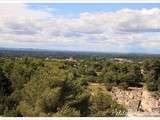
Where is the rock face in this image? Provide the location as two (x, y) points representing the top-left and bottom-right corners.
(109, 87), (160, 116)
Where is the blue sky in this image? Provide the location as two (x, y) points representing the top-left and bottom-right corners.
(0, 3), (160, 54)
(28, 3), (160, 16)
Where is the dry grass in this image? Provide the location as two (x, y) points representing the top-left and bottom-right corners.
(87, 82), (107, 96)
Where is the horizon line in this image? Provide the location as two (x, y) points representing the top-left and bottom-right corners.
(1, 47), (160, 55)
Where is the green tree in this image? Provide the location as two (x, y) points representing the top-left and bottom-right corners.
(143, 59), (160, 91)
(90, 89), (127, 117)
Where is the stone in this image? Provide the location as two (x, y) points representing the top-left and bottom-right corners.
(109, 87), (160, 116)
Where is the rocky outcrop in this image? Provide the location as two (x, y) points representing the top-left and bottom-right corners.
(140, 89), (160, 116)
(109, 87), (160, 116)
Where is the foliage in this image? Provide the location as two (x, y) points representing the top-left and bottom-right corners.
(54, 105), (80, 117)
(90, 89), (127, 117)
(143, 59), (160, 91)
(2, 56), (160, 116)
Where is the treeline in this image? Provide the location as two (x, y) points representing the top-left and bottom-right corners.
(1, 49), (160, 60)
(0, 56), (160, 117)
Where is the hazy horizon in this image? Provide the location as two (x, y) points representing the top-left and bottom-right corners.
(1, 46), (160, 55)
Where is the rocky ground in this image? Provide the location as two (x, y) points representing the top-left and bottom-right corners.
(109, 86), (160, 117)
(88, 83), (160, 116)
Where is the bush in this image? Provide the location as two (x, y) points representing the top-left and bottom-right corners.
(90, 90), (127, 117)
(147, 82), (158, 91)
(54, 105), (80, 117)
(39, 87), (62, 113)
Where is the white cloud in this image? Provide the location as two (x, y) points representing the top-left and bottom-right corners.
(0, 4), (160, 53)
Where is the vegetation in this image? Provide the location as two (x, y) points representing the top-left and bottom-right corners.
(0, 54), (160, 117)
(142, 59), (160, 91)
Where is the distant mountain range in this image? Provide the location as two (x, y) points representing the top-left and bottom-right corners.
(0, 47), (160, 55)
(0, 47), (160, 60)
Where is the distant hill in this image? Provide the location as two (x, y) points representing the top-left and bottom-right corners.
(0, 47), (160, 60)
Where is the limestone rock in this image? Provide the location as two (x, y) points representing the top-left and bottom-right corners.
(109, 87), (160, 116)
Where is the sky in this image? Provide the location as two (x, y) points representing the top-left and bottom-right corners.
(0, 3), (160, 53)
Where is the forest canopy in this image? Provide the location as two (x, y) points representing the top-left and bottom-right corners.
(0, 56), (160, 117)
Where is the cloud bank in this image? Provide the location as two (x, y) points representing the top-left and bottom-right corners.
(0, 4), (160, 53)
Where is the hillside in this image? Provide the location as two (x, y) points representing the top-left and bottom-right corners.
(0, 56), (160, 117)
